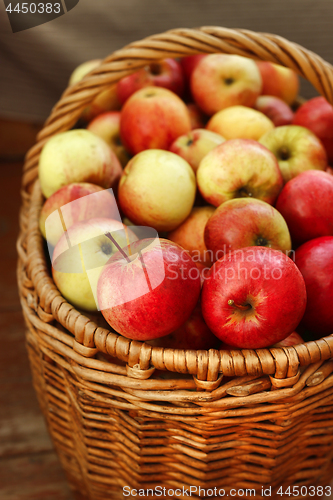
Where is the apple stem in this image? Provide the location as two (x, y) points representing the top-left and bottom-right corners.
(105, 232), (131, 263)
(228, 299), (252, 311)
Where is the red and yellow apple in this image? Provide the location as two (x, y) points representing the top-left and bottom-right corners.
(97, 238), (201, 340)
(196, 139), (283, 207)
(254, 95), (294, 127)
(259, 125), (327, 183)
(169, 128), (225, 172)
(256, 61), (299, 105)
(120, 87), (191, 155)
(204, 198), (292, 262)
(191, 54), (262, 115)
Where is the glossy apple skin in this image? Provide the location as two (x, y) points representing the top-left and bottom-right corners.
(204, 198), (291, 262)
(254, 95), (294, 127)
(259, 125), (327, 183)
(168, 206), (216, 266)
(87, 111), (130, 167)
(275, 170), (333, 247)
(116, 58), (185, 105)
(256, 61), (299, 105)
(191, 54), (262, 116)
(169, 128), (225, 173)
(293, 96), (333, 164)
(97, 239), (201, 340)
(39, 182), (120, 247)
(118, 149), (196, 232)
(52, 218), (138, 312)
(295, 236), (333, 338)
(39, 130), (123, 199)
(147, 300), (219, 350)
(207, 105), (274, 141)
(197, 139), (283, 207)
(120, 87), (191, 155)
(201, 247), (307, 348)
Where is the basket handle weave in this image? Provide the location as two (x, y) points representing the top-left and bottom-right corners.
(21, 26), (333, 382)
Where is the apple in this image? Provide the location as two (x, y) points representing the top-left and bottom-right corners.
(204, 198), (292, 262)
(87, 111), (130, 167)
(256, 61), (299, 105)
(327, 166), (333, 176)
(169, 128), (225, 173)
(68, 59), (121, 121)
(196, 139), (283, 207)
(259, 125), (327, 183)
(186, 103), (207, 129)
(180, 54), (207, 100)
(275, 170), (333, 247)
(147, 300), (219, 350)
(116, 58), (185, 105)
(201, 247), (307, 348)
(254, 95), (294, 127)
(39, 182), (120, 247)
(120, 87), (191, 155)
(191, 54), (262, 116)
(273, 331), (304, 347)
(294, 236), (333, 338)
(39, 129), (123, 199)
(97, 238), (201, 340)
(292, 96), (333, 164)
(52, 218), (138, 312)
(207, 105), (274, 141)
(168, 206), (216, 266)
(118, 149), (196, 232)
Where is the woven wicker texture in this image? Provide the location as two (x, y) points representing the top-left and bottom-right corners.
(17, 27), (333, 499)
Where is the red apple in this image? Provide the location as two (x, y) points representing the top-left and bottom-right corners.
(294, 236), (333, 338)
(120, 87), (191, 155)
(169, 128), (225, 173)
(204, 198), (291, 262)
(87, 111), (130, 167)
(168, 206), (216, 266)
(180, 54), (207, 100)
(275, 170), (333, 247)
(293, 96), (333, 164)
(39, 182), (120, 247)
(254, 95), (294, 127)
(147, 300), (219, 350)
(273, 331), (304, 347)
(256, 61), (299, 105)
(259, 125), (327, 183)
(191, 54), (262, 116)
(97, 238), (201, 340)
(197, 139), (283, 207)
(186, 103), (207, 129)
(116, 58), (185, 105)
(201, 247), (307, 348)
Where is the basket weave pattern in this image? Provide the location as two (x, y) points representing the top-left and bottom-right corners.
(17, 27), (333, 499)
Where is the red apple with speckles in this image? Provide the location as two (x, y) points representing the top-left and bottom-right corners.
(39, 182), (120, 247)
(295, 236), (333, 338)
(116, 58), (185, 104)
(97, 238), (201, 340)
(120, 87), (191, 155)
(204, 198), (291, 262)
(293, 96), (333, 164)
(254, 95), (294, 127)
(147, 300), (219, 350)
(201, 247), (307, 348)
(275, 170), (333, 247)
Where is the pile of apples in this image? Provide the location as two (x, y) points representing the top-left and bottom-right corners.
(38, 53), (333, 351)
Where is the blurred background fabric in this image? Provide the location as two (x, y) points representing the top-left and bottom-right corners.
(1, 0), (333, 124)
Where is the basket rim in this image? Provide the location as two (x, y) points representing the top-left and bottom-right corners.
(19, 26), (333, 380)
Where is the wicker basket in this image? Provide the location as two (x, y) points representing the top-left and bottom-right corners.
(17, 27), (333, 500)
